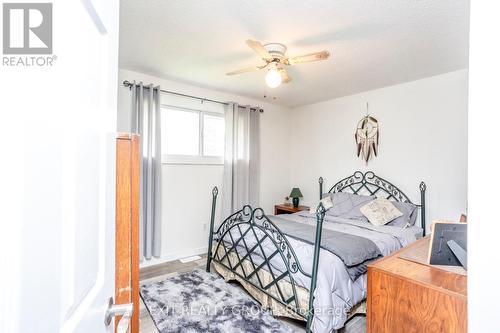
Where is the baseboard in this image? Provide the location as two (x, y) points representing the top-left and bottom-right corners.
(140, 246), (207, 268)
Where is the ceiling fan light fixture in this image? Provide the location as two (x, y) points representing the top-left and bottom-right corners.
(226, 39), (330, 88)
(265, 66), (282, 88)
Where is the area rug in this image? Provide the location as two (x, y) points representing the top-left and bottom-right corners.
(140, 268), (293, 333)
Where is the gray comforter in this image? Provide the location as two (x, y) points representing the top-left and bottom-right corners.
(216, 211), (421, 332)
(271, 215), (381, 280)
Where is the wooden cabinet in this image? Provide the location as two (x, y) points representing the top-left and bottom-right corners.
(274, 204), (309, 215)
(367, 237), (467, 333)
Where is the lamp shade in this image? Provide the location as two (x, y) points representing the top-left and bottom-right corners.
(289, 188), (303, 198)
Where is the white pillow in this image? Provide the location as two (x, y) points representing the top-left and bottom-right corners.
(309, 196), (334, 214)
(360, 197), (403, 226)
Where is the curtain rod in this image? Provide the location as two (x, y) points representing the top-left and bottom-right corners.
(122, 80), (264, 113)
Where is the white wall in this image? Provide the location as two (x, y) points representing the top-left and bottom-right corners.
(289, 70), (468, 231)
(117, 69), (291, 266)
(468, 1), (500, 331)
(119, 68), (468, 265)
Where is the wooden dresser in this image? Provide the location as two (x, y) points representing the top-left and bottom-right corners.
(367, 237), (467, 333)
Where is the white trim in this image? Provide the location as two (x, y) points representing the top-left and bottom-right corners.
(161, 104), (224, 116)
(179, 255), (202, 263)
(140, 246), (207, 268)
(199, 110), (204, 156)
(162, 154), (223, 165)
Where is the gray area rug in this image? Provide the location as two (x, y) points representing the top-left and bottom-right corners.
(140, 268), (293, 333)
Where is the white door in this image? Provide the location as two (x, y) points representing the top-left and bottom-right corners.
(0, 1), (121, 332)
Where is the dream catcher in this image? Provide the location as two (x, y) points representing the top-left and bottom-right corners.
(355, 103), (379, 163)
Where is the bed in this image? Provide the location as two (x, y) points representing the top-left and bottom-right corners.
(206, 171), (427, 333)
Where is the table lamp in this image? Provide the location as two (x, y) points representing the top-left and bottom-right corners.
(289, 188), (303, 208)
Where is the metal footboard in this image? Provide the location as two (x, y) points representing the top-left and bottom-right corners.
(206, 171), (426, 332)
(206, 187), (325, 332)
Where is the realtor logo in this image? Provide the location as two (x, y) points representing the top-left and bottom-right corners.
(3, 3), (52, 54)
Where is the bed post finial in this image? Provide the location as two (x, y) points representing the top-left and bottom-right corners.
(420, 181), (426, 236)
(318, 177), (324, 201)
(206, 186), (218, 272)
(306, 202), (326, 332)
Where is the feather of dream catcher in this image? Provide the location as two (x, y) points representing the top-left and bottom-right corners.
(355, 103), (379, 164)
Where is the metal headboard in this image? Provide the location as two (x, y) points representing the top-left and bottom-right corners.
(318, 171), (427, 235)
(206, 171), (426, 332)
(206, 186), (326, 331)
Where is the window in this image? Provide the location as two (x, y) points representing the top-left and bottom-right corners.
(202, 114), (225, 157)
(162, 106), (225, 164)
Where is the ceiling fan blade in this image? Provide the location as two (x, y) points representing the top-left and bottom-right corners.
(287, 51), (330, 65)
(246, 39), (273, 60)
(280, 69), (292, 83)
(226, 64), (267, 76)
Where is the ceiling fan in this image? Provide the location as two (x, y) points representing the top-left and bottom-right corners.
(226, 39), (330, 88)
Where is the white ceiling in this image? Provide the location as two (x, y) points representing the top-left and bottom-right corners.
(119, 0), (469, 107)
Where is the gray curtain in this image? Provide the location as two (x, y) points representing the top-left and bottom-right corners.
(222, 103), (261, 217)
(130, 81), (162, 260)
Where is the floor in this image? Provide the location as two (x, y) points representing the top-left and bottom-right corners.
(139, 255), (366, 333)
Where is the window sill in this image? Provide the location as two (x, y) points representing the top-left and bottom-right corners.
(162, 154), (224, 165)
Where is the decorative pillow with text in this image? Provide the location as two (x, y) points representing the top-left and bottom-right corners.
(360, 197), (403, 226)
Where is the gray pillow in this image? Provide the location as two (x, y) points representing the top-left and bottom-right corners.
(387, 201), (418, 227)
(324, 192), (375, 221)
(408, 208), (419, 227)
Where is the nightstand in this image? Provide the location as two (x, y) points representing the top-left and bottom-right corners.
(274, 204), (309, 215)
